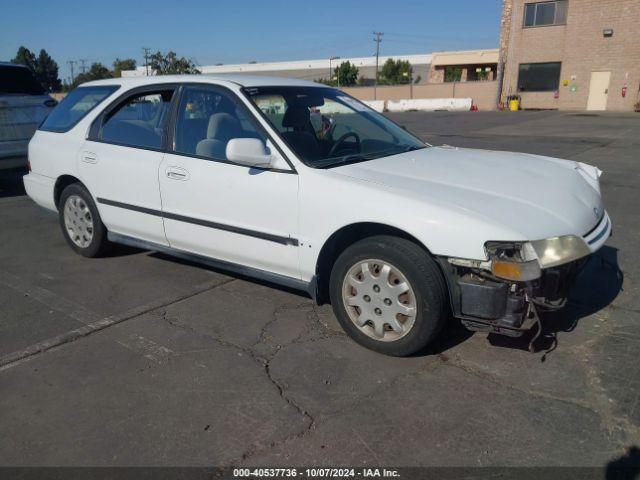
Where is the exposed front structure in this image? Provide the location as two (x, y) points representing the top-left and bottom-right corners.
(499, 0), (640, 111)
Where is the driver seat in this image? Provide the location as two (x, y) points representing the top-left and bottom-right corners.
(280, 105), (321, 161)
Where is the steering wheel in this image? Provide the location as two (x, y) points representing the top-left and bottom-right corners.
(328, 132), (361, 158)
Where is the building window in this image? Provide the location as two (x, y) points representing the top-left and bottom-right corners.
(524, 1), (568, 27)
(517, 62), (561, 92)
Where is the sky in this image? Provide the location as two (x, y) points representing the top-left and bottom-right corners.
(1, 0), (502, 82)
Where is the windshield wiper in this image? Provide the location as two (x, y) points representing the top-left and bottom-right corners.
(315, 145), (427, 169)
(315, 152), (379, 169)
(397, 144), (427, 153)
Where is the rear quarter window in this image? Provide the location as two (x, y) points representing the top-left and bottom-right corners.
(39, 85), (119, 133)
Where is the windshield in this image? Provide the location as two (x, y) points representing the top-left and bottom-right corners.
(0, 65), (45, 95)
(244, 86), (426, 168)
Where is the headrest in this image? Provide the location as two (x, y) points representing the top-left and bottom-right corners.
(206, 113), (241, 141)
(282, 105), (310, 129)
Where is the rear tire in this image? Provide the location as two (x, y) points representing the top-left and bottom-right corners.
(329, 235), (448, 356)
(58, 183), (111, 258)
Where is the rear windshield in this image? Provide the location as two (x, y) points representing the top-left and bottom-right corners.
(40, 85), (119, 133)
(0, 64), (45, 95)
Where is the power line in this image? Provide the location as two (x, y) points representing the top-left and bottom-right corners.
(373, 31), (384, 100)
(79, 59), (87, 74)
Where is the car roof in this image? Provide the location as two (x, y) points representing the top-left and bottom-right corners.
(84, 74), (324, 89)
(0, 62), (30, 69)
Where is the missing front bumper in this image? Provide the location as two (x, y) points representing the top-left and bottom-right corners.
(437, 257), (589, 338)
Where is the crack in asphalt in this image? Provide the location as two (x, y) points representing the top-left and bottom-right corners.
(159, 305), (318, 465)
(3, 263), (637, 461)
(0, 277), (236, 370)
(158, 285), (639, 462)
(441, 306), (640, 450)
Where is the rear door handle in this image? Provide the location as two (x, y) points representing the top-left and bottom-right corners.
(81, 152), (98, 164)
(166, 166), (189, 181)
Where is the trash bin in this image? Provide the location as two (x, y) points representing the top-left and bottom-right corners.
(507, 95), (521, 111)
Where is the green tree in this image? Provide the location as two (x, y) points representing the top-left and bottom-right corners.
(149, 51), (200, 75)
(73, 62), (112, 87)
(112, 58), (137, 77)
(444, 66), (462, 83)
(61, 79), (72, 93)
(35, 49), (62, 92)
(12, 46), (62, 92)
(333, 61), (358, 86)
(357, 76), (372, 87)
(379, 58), (412, 85)
(11, 46), (37, 72)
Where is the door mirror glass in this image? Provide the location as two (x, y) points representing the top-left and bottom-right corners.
(226, 138), (273, 167)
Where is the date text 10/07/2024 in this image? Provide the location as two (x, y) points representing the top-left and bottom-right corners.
(233, 468), (401, 478)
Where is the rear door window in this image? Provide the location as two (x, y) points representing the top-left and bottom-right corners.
(39, 86), (119, 132)
(0, 64), (44, 95)
(99, 90), (174, 150)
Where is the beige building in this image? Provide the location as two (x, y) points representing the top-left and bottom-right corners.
(123, 50), (498, 88)
(499, 0), (640, 111)
(428, 50), (498, 83)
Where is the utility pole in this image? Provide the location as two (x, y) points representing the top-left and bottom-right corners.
(142, 47), (152, 76)
(373, 32), (383, 100)
(329, 56), (340, 86)
(79, 59), (87, 74)
(67, 60), (77, 84)
(410, 66), (413, 99)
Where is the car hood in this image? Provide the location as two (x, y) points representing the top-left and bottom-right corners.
(332, 146), (604, 240)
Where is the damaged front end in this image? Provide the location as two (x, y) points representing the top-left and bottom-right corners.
(437, 236), (593, 338)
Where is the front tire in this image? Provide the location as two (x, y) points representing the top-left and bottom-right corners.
(58, 183), (110, 257)
(329, 236), (448, 356)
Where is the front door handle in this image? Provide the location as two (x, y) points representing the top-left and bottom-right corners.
(166, 166), (189, 181)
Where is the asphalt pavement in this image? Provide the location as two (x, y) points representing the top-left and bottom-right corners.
(0, 111), (638, 469)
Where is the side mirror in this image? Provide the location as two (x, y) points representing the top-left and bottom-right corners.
(226, 138), (273, 168)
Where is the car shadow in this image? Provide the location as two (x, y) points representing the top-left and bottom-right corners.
(488, 245), (623, 355)
(606, 446), (640, 479)
(148, 251), (312, 299)
(109, 243), (621, 359)
(0, 168), (27, 199)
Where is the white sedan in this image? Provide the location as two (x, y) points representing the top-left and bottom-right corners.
(23, 75), (611, 356)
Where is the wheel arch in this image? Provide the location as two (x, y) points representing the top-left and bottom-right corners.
(53, 174), (85, 209)
(314, 222), (434, 305)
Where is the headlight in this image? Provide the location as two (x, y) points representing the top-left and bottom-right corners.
(529, 235), (591, 268)
(485, 241), (541, 281)
(485, 235), (590, 281)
